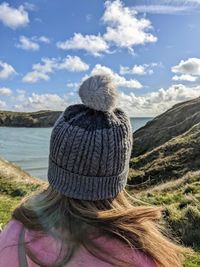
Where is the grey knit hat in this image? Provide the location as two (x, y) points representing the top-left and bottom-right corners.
(48, 74), (133, 200)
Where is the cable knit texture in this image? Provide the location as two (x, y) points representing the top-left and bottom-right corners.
(79, 75), (118, 112)
(48, 75), (133, 200)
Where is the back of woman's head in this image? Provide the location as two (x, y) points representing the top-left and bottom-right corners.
(13, 75), (189, 267)
(13, 186), (188, 267)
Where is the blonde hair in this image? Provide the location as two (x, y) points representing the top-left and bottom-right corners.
(13, 186), (189, 267)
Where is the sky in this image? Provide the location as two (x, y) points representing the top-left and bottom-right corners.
(1, 0), (200, 117)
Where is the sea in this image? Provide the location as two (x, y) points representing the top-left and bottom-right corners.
(0, 117), (152, 180)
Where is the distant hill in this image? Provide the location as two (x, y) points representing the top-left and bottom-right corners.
(0, 110), (62, 127)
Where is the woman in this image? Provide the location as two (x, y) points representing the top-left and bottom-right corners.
(0, 75), (188, 267)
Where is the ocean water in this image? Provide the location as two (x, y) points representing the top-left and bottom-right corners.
(0, 117), (153, 180)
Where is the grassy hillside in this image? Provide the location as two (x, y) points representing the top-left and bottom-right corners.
(132, 96), (200, 157)
(0, 159), (44, 228)
(128, 114), (200, 266)
(134, 171), (200, 247)
(136, 170), (200, 267)
(129, 122), (200, 187)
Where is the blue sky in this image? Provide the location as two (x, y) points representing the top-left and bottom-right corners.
(1, 0), (200, 116)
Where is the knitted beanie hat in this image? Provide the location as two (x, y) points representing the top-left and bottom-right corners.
(48, 74), (133, 201)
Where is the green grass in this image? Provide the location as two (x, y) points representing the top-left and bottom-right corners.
(0, 159), (43, 227)
(0, 178), (42, 227)
(184, 252), (200, 267)
(128, 171), (200, 267)
(0, 194), (20, 229)
(137, 172), (200, 248)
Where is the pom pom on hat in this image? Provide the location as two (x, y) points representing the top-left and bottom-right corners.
(79, 74), (118, 112)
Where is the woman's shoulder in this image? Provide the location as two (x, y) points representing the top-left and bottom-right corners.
(92, 235), (157, 267)
(0, 219), (22, 245)
(0, 219), (23, 267)
(0, 220), (156, 267)
(0, 219), (61, 266)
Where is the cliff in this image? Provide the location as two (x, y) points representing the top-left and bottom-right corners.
(129, 122), (200, 186)
(0, 110), (62, 127)
(132, 96), (200, 157)
(129, 96), (200, 188)
(128, 96), (200, 255)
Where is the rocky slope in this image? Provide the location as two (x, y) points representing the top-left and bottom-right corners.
(129, 96), (200, 188)
(129, 122), (200, 187)
(0, 110), (62, 127)
(132, 96), (200, 157)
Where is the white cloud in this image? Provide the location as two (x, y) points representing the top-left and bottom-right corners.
(0, 2), (29, 29)
(120, 65), (146, 75)
(32, 58), (57, 73)
(172, 74), (198, 82)
(14, 93), (68, 111)
(0, 100), (7, 109)
(23, 56), (89, 83)
(133, 0), (200, 14)
(13, 91), (77, 111)
(57, 33), (109, 57)
(118, 84), (200, 117)
(0, 61), (16, 79)
(0, 87), (12, 95)
(4, 83), (200, 116)
(172, 58), (200, 75)
(57, 1), (157, 56)
(66, 82), (79, 88)
(133, 5), (190, 14)
(120, 63), (158, 75)
(37, 36), (50, 43)
(16, 35), (50, 51)
(102, 0), (157, 50)
(131, 65), (146, 75)
(58, 56), (89, 72)
(16, 36), (39, 51)
(88, 64), (142, 89)
(120, 65), (145, 75)
(22, 58), (57, 83)
(23, 71), (49, 83)
(14, 89), (27, 102)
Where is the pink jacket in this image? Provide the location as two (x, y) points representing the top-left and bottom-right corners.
(0, 219), (156, 267)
